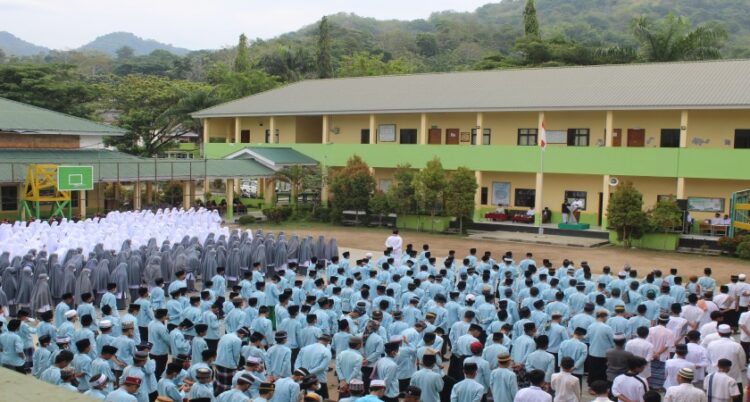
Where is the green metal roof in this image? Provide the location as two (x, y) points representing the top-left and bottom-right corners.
(225, 146), (318, 168)
(0, 97), (127, 136)
(0, 149), (274, 183)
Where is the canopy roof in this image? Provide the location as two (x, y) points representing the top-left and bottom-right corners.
(0, 97), (126, 136)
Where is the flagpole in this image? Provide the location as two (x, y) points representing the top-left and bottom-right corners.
(538, 147), (544, 236)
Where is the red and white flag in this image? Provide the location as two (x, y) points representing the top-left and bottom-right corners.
(539, 120), (547, 150)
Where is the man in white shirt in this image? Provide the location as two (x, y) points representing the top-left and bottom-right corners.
(513, 369), (551, 402)
(685, 330), (710, 389)
(706, 324), (746, 384)
(663, 368), (706, 402)
(647, 314), (675, 390)
(681, 294), (704, 331)
(550, 357), (579, 402)
(384, 231), (403, 264)
(738, 296), (750, 361)
(625, 327), (654, 381)
(704, 359), (741, 402)
(612, 356), (649, 402)
(663, 344), (695, 389)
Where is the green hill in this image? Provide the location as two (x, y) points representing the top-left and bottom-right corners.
(78, 32), (191, 56)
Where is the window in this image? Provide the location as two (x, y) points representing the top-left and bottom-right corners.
(379, 179), (392, 192)
(514, 189), (536, 207)
(361, 129), (370, 144)
(400, 129), (417, 144)
(564, 191), (587, 210)
(517, 128), (538, 146)
(660, 129), (680, 148)
(480, 187), (488, 205)
(1, 185), (18, 211)
(567, 129), (590, 146)
(377, 124), (396, 142)
(471, 128), (492, 145)
(264, 129), (270, 144)
(735, 129), (750, 149)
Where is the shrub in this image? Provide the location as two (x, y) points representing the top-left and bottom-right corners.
(237, 215), (256, 225)
(737, 240), (750, 260)
(313, 207), (332, 222)
(717, 236), (740, 254)
(262, 206), (292, 224)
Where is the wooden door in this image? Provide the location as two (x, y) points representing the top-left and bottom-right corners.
(446, 128), (460, 144)
(612, 128), (622, 147)
(428, 128), (441, 144)
(627, 129), (645, 147)
(240, 130), (250, 143)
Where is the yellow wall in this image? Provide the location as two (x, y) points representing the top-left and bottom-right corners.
(207, 118), (234, 142)
(612, 176), (678, 208)
(296, 116), (322, 143)
(685, 178), (748, 220)
(545, 111), (607, 147)
(276, 116), (295, 144)
(372, 168), (400, 192)
(688, 110), (750, 149)
(479, 172), (536, 207)
(611, 110), (681, 148)
(541, 173), (602, 214)
(375, 114), (422, 144)
(237, 117), (269, 143)
(328, 115), (369, 144)
(483, 112), (539, 145)
(426, 112), (476, 145)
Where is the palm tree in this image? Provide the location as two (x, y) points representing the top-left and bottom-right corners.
(631, 13), (727, 62)
(158, 87), (223, 149)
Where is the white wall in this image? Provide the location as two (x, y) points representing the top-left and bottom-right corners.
(78, 135), (107, 149)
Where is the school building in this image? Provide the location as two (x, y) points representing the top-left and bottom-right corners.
(194, 59), (750, 227)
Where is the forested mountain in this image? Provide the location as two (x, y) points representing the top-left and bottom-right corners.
(0, 32), (50, 57)
(78, 32), (191, 56)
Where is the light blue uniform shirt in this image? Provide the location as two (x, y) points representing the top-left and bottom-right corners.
(410, 368), (444, 402)
(586, 321), (614, 357)
(216, 333), (242, 369)
(147, 320), (170, 356)
(464, 356), (490, 390)
(265, 344), (291, 378)
(54, 302), (71, 327)
(269, 377), (299, 402)
(32, 346), (52, 378)
(105, 388), (138, 402)
(217, 389), (250, 402)
(525, 350), (554, 382)
(101, 292), (117, 312)
(188, 382), (216, 402)
(450, 378), (484, 402)
(298, 326), (322, 348)
(202, 310), (221, 340)
(277, 318), (301, 349)
(558, 338), (587, 375)
(169, 328), (190, 357)
(113, 335), (136, 365)
(546, 323), (568, 353)
(335, 348), (363, 382)
(294, 343), (332, 383)
(482, 343), (509, 370)
(157, 377), (184, 402)
(375, 356), (399, 398)
(84, 389), (108, 400)
(510, 334), (535, 364)
(0, 332), (25, 367)
(489, 367), (518, 402)
(395, 344), (417, 380)
(150, 287), (165, 310)
(192, 336), (209, 364)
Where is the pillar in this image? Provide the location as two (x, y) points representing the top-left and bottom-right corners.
(264, 179), (275, 205)
(677, 177), (686, 199)
(95, 182), (105, 210)
(680, 110), (688, 148)
(476, 112), (484, 146)
(234, 117), (241, 143)
(602, 175), (610, 228)
(270, 116), (277, 143)
(369, 114), (376, 144)
(534, 172), (544, 226)
(78, 190), (87, 218)
(226, 178), (234, 220)
(234, 178), (240, 195)
(605, 110), (614, 147)
(419, 113), (428, 145)
(203, 119), (210, 152)
(322, 115), (330, 144)
(133, 181), (142, 210)
(321, 182), (329, 206)
(203, 180), (209, 196)
(474, 171), (483, 206)
(18, 183), (25, 220)
(145, 182), (154, 205)
(182, 181), (191, 210)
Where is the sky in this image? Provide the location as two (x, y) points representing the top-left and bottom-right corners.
(1, 0), (493, 50)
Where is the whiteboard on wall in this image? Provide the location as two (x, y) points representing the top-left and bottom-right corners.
(546, 130), (567, 144)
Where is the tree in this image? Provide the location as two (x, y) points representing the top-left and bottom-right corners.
(274, 165), (321, 212)
(416, 33), (439, 57)
(368, 191), (391, 226)
(337, 52), (415, 77)
(259, 45), (314, 82)
(387, 164), (418, 215)
(414, 157), (447, 232)
(607, 181), (649, 248)
(631, 14), (728, 61)
(104, 75), (215, 156)
(0, 48), (6, 64)
(317, 17), (334, 78)
(328, 155), (375, 221)
(648, 196), (683, 249)
(523, 0), (542, 39)
(115, 46), (135, 60)
(0, 64), (96, 118)
(445, 167), (478, 234)
(160, 86), (223, 147)
(208, 63), (281, 101)
(234, 34), (251, 73)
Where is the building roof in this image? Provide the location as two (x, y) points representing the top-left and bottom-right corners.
(0, 149), (274, 183)
(193, 59), (750, 117)
(0, 97), (127, 136)
(225, 147), (318, 170)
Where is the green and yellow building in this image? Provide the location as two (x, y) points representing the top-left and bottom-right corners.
(194, 60), (750, 227)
